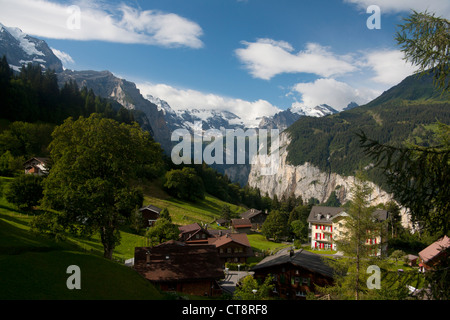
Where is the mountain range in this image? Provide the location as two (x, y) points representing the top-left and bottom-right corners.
(0, 23), (355, 141)
(2, 22), (448, 192)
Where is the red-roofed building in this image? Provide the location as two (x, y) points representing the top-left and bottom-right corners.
(418, 235), (450, 272)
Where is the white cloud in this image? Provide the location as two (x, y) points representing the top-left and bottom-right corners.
(235, 39), (357, 80)
(363, 49), (418, 86)
(291, 78), (380, 111)
(344, 0), (450, 18)
(0, 0), (203, 48)
(137, 82), (282, 127)
(51, 48), (75, 67)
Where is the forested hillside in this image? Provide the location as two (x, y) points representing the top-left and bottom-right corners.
(285, 71), (450, 188)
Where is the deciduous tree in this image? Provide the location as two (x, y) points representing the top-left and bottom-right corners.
(42, 114), (163, 259)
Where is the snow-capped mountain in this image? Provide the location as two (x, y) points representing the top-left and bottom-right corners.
(146, 94), (247, 133)
(291, 104), (339, 117)
(0, 22), (63, 72)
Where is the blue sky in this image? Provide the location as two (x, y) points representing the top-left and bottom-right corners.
(1, 0), (449, 123)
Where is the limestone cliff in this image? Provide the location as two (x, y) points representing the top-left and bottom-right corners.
(248, 131), (411, 227)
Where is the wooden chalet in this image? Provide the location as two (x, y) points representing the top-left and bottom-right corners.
(418, 235), (450, 272)
(23, 157), (49, 176)
(139, 205), (162, 227)
(240, 208), (267, 230)
(231, 218), (252, 234)
(178, 223), (212, 244)
(208, 233), (254, 267)
(134, 240), (223, 297)
(251, 249), (335, 300)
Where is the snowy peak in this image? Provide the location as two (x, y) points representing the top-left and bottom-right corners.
(0, 22), (63, 72)
(290, 104), (338, 117)
(146, 95), (177, 115)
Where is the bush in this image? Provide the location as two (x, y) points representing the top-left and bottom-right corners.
(5, 174), (44, 210)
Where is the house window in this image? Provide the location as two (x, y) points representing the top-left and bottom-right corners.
(220, 248), (224, 253)
(302, 278), (310, 286)
(227, 248), (232, 253)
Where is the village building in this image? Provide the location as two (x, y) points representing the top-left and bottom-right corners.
(208, 233), (254, 267)
(240, 208), (268, 230)
(251, 249), (335, 300)
(139, 205), (162, 227)
(418, 235), (450, 272)
(231, 218), (252, 234)
(307, 206), (389, 256)
(134, 240), (223, 297)
(23, 157), (49, 176)
(178, 223), (212, 244)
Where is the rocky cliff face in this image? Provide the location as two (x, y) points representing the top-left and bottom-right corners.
(248, 132), (411, 227)
(57, 70), (172, 151)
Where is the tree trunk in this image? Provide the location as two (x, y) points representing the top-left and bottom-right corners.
(100, 225), (116, 260)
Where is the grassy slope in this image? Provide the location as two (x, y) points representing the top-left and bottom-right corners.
(0, 177), (163, 300)
(0, 176), (287, 299)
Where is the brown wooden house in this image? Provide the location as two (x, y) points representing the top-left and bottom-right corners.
(140, 205), (162, 227)
(418, 235), (450, 272)
(231, 218), (252, 234)
(134, 240), (223, 297)
(240, 208), (267, 230)
(24, 157), (49, 176)
(178, 223), (212, 244)
(251, 249), (335, 300)
(208, 233), (254, 267)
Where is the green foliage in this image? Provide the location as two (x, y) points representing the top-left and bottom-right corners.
(0, 57), (138, 126)
(145, 218), (179, 246)
(395, 11), (450, 93)
(0, 121), (54, 159)
(285, 71), (450, 189)
(323, 191), (341, 207)
(233, 274), (274, 300)
(164, 167), (205, 201)
(42, 114), (164, 258)
(261, 210), (289, 241)
(359, 122), (450, 237)
(5, 174), (43, 210)
(159, 208), (172, 221)
(326, 173), (387, 300)
(0, 150), (22, 176)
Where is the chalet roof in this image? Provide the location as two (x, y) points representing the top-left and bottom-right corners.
(307, 206), (389, 224)
(139, 205), (162, 213)
(208, 229), (232, 238)
(134, 241), (223, 282)
(240, 208), (263, 220)
(23, 157), (49, 166)
(419, 235), (450, 263)
(209, 233), (252, 248)
(307, 206), (345, 224)
(251, 249), (335, 279)
(231, 218), (252, 228)
(178, 223), (202, 234)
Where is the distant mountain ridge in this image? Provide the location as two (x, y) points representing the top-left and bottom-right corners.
(0, 23), (63, 73)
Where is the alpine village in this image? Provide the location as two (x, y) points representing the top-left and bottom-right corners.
(0, 5), (449, 306)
